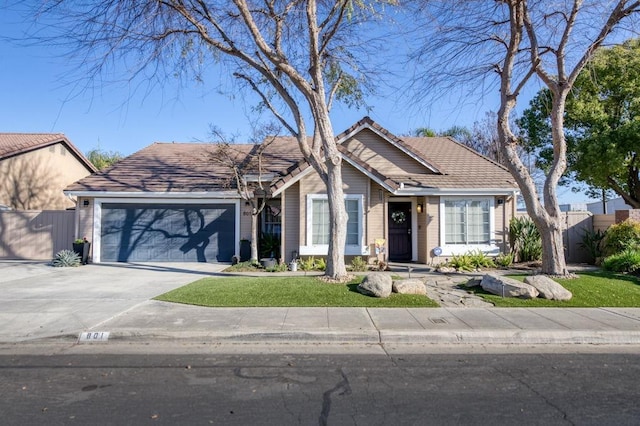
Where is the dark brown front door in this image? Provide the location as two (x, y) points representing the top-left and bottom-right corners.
(388, 202), (412, 261)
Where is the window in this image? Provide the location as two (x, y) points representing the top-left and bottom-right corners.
(262, 199), (281, 238)
(442, 198), (494, 250)
(303, 194), (364, 255)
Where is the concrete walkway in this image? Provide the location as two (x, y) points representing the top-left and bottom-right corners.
(2, 261), (640, 346)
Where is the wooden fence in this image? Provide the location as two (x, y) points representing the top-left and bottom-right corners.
(516, 211), (595, 264)
(0, 210), (75, 260)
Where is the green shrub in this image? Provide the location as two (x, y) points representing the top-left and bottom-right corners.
(495, 252), (514, 268)
(349, 256), (368, 272)
(299, 257), (316, 272)
(467, 249), (496, 269)
(52, 250), (81, 267)
(314, 257), (326, 271)
(580, 228), (606, 264)
(602, 219), (640, 257)
(602, 249), (640, 274)
(266, 262), (288, 272)
(448, 253), (474, 272)
(509, 216), (542, 262)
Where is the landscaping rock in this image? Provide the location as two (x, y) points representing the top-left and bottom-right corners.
(481, 273), (539, 299)
(524, 275), (573, 301)
(357, 274), (392, 298)
(392, 279), (426, 295)
(437, 266), (457, 274)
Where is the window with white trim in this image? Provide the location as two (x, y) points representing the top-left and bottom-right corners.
(308, 194), (363, 248)
(444, 199), (491, 245)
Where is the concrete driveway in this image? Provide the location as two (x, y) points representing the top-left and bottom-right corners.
(0, 261), (227, 342)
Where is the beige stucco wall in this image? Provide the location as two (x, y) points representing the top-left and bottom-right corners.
(0, 143), (93, 210)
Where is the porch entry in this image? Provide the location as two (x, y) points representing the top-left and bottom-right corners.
(388, 201), (412, 262)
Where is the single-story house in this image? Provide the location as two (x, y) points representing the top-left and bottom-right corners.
(65, 117), (519, 264)
(0, 133), (97, 210)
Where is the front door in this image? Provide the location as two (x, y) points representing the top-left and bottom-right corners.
(388, 202), (412, 261)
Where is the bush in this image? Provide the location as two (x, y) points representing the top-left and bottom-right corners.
(299, 257), (316, 272)
(602, 219), (640, 257)
(580, 229), (606, 264)
(495, 252), (514, 268)
(266, 262), (288, 272)
(467, 249), (496, 269)
(602, 249), (640, 274)
(349, 256), (368, 272)
(52, 250), (81, 267)
(509, 216), (542, 262)
(314, 257), (326, 271)
(447, 253), (474, 272)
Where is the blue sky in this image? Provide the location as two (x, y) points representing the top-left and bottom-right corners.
(0, 4), (591, 205)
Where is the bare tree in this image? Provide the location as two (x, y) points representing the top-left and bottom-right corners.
(209, 125), (281, 263)
(37, 0), (394, 279)
(411, 1), (640, 275)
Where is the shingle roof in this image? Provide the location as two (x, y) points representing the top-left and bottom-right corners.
(0, 133), (97, 172)
(65, 118), (518, 194)
(397, 136), (517, 190)
(65, 140), (305, 193)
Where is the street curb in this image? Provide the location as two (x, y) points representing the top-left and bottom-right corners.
(379, 330), (640, 345)
(100, 329), (640, 346)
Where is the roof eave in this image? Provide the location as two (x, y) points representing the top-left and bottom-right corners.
(64, 190), (241, 199)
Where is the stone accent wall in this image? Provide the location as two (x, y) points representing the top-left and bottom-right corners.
(615, 209), (640, 223)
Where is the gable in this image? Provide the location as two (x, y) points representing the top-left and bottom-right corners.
(340, 128), (435, 176)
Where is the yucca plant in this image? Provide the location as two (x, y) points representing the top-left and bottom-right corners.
(509, 216), (542, 262)
(52, 249), (81, 267)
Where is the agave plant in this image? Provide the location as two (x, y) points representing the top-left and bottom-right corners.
(509, 217), (542, 263)
(52, 250), (81, 267)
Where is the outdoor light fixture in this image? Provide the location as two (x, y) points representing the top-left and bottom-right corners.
(83, 200), (90, 207)
(416, 203), (423, 214)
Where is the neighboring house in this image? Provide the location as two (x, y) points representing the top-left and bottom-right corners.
(65, 117), (519, 264)
(0, 133), (97, 210)
(586, 197), (632, 215)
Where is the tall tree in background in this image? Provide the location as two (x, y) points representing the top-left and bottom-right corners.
(38, 0), (395, 280)
(86, 148), (123, 171)
(412, 1), (640, 275)
(519, 39), (640, 209)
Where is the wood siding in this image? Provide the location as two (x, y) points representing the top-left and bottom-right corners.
(0, 210), (75, 259)
(341, 128), (430, 175)
(298, 162), (369, 246)
(284, 182), (300, 262)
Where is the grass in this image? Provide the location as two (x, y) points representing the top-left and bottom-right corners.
(468, 271), (640, 307)
(155, 275), (438, 308)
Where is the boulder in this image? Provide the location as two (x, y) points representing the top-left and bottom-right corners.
(358, 274), (393, 298)
(392, 279), (426, 295)
(524, 275), (573, 301)
(480, 273), (539, 299)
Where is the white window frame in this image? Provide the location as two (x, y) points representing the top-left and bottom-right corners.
(439, 197), (498, 256)
(300, 194), (368, 256)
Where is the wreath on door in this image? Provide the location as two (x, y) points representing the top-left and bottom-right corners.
(391, 211), (406, 224)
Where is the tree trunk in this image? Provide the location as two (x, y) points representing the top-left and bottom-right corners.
(535, 215), (568, 276)
(325, 160), (348, 279)
(250, 210), (259, 262)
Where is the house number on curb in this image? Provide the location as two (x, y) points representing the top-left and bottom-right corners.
(78, 331), (110, 343)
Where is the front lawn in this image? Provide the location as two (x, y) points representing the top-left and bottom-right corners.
(155, 276), (438, 307)
(470, 271), (640, 307)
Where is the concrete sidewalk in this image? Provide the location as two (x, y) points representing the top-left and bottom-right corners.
(95, 302), (640, 346)
(2, 260), (640, 347)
